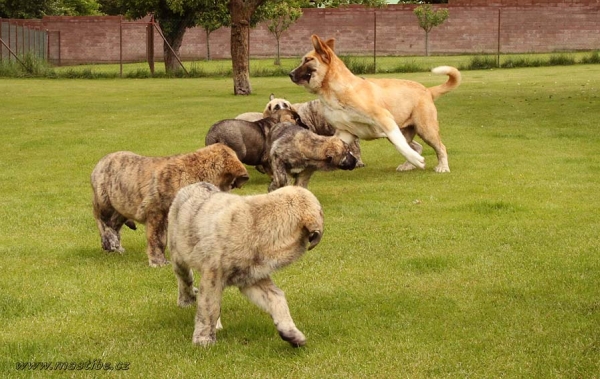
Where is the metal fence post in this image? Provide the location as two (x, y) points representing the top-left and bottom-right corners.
(497, 8), (501, 68)
(119, 17), (123, 78)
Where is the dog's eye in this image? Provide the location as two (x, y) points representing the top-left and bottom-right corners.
(304, 57), (313, 63)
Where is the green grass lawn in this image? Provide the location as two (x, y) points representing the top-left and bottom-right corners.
(1, 65), (599, 378)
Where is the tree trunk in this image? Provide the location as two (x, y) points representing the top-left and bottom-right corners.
(205, 28), (211, 61)
(425, 31), (430, 57)
(229, 0), (265, 95)
(230, 19), (251, 95)
(159, 15), (194, 73)
(274, 36), (281, 65)
(163, 32), (185, 73)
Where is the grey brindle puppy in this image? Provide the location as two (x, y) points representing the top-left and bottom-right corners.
(268, 121), (357, 192)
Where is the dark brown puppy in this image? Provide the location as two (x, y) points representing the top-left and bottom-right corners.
(205, 108), (306, 175)
(91, 143), (249, 267)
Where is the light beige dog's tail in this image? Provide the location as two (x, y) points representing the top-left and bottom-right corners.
(428, 66), (461, 100)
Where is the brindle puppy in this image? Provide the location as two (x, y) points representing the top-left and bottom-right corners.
(91, 144), (249, 267)
(268, 121), (357, 192)
(291, 99), (365, 167)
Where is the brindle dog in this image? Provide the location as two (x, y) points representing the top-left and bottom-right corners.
(91, 144), (249, 267)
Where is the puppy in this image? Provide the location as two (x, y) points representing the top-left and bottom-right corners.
(168, 182), (324, 347)
(291, 99), (365, 167)
(238, 95), (365, 167)
(290, 35), (461, 173)
(268, 121), (357, 192)
(235, 93), (293, 122)
(205, 108), (305, 175)
(91, 144), (249, 267)
(291, 99), (334, 136)
(263, 93), (293, 116)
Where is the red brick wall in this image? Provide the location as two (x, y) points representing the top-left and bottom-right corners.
(3, 0), (596, 65)
(180, 1), (600, 60)
(449, 0), (600, 5)
(43, 16), (120, 64)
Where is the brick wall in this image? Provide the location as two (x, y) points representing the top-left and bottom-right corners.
(2, 0), (598, 65)
(449, 0), (600, 5)
(180, 1), (600, 61)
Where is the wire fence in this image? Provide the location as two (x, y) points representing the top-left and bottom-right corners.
(0, 19), (48, 64)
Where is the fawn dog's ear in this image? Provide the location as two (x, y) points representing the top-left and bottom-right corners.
(311, 35), (335, 64)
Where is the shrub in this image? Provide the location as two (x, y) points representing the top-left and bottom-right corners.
(124, 69), (153, 79)
(391, 60), (426, 73)
(251, 65), (290, 77)
(340, 56), (376, 75)
(581, 50), (600, 64)
(0, 54), (55, 77)
(501, 56), (546, 68)
(464, 55), (497, 70)
(548, 53), (576, 66)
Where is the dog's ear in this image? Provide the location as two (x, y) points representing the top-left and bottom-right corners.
(326, 140), (345, 161)
(311, 34), (333, 64)
(295, 114), (310, 130)
(307, 230), (322, 250)
(290, 110), (304, 126)
(270, 93), (275, 101)
(232, 173), (250, 189)
(304, 207), (324, 251)
(325, 38), (335, 51)
(324, 146), (335, 162)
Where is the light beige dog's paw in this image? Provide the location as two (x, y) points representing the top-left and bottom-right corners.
(177, 297), (196, 308)
(148, 259), (170, 268)
(396, 162), (416, 172)
(434, 165), (450, 173)
(177, 287), (198, 307)
(278, 328), (306, 348)
(411, 154), (426, 170)
(192, 335), (216, 347)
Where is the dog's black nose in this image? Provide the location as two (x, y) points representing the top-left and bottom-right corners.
(340, 153), (357, 171)
(289, 71), (295, 81)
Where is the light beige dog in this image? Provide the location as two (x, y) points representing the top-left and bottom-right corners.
(290, 34), (461, 173)
(91, 144), (249, 267)
(168, 182), (324, 347)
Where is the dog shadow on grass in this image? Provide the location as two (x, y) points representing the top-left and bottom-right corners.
(69, 245), (147, 267)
